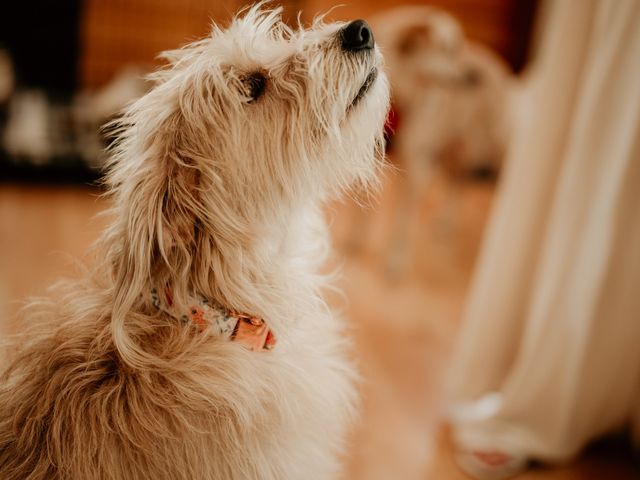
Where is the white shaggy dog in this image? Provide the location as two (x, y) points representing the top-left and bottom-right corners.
(0, 6), (389, 480)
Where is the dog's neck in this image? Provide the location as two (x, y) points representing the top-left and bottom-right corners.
(220, 201), (329, 328)
(102, 173), (330, 338)
(145, 201), (328, 333)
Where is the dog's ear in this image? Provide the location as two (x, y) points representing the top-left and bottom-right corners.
(105, 111), (206, 366)
(115, 159), (199, 294)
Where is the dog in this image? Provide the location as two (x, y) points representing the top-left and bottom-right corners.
(373, 5), (512, 178)
(0, 6), (389, 479)
(370, 6), (514, 276)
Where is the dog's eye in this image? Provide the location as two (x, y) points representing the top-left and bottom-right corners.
(243, 72), (267, 103)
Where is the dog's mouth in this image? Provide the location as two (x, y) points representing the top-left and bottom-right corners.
(349, 68), (378, 110)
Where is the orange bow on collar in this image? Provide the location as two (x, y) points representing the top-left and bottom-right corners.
(229, 310), (277, 352)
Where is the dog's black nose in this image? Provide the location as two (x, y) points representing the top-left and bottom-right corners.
(341, 20), (374, 51)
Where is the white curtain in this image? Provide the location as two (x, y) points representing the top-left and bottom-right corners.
(448, 0), (640, 462)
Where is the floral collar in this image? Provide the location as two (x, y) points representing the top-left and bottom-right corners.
(150, 287), (276, 352)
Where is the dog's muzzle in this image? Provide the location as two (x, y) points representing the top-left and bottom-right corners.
(341, 20), (375, 51)
(341, 20), (378, 110)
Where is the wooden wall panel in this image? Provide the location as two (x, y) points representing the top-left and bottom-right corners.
(79, 0), (536, 89)
(80, 0), (241, 89)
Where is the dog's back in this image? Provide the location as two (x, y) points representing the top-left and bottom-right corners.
(0, 275), (355, 480)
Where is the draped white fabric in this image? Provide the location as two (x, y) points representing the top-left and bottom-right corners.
(448, 0), (640, 462)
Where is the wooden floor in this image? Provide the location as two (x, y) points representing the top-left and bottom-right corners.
(0, 173), (637, 479)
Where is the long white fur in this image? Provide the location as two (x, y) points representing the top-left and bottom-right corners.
(0, 5), (389, 480)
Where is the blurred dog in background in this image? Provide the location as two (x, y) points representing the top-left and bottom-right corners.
(372, 6), (514, 275)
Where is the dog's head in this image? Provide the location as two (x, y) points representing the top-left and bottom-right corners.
(109, 6), (389, 204)
(104, 5), (389, 356)
(376, 6), (481, 102)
